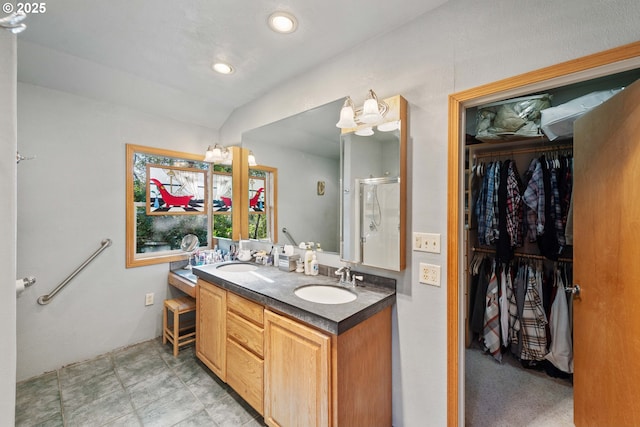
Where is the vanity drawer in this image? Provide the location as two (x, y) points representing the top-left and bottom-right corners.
(227, 311), (264, 357)
(227, 338), (264, 415)
(227, 292), (264, 326)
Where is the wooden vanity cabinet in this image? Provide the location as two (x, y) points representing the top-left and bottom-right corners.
(264, 306), (392, 427)
(196, 279), (226, 380)
(226, 292), (265, 415)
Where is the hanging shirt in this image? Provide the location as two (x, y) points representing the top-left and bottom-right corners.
(475, 163), (491, 246)
(484, 162), (500, 245)
(523, 158), (545, 242)
(506, 160), (523, 248)
(483, 263), (502, 362)
(544, 269), (574, 373)
(520, 264), (548, 361)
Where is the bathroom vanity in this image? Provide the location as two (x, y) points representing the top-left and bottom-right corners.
(191, 262), (395, 427)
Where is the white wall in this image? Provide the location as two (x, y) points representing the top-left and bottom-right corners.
(0, 30), (17, 427)
(15, 83), (217, 380)
(220, 1), (640, 425)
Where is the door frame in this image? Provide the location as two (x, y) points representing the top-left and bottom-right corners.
(446, 41), (640, 426)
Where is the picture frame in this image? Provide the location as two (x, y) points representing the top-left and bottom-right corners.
(146, 164), (207, 215)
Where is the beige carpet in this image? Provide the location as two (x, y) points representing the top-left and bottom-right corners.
(465, 347), (573, 426)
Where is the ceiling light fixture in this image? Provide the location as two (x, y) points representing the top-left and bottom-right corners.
(0, 11), (27, 34)
(212, 62), (234, 75)
(336, 89), (389, 129)
(268, 11), (297, 34)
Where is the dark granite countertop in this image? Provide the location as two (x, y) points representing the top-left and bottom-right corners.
(192, 262), (396, 335)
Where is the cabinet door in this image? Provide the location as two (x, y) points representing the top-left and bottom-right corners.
(227, 338), (264, 415)
(264, 310), (330, 427)
(196, 280), (226, 381)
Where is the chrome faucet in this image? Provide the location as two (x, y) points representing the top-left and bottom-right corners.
(335, 266), (364, 287)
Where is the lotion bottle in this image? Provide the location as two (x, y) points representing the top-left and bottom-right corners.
(310, 254), (319, 276)
(304, 244), (313, 275)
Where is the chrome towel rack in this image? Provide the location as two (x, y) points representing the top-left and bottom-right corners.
(37, 238), (112, 305)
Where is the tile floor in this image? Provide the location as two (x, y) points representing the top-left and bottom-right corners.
(15, 338), (266, 427)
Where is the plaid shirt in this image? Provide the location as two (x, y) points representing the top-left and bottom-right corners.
(505, 161), (523, 247)
(485, 162), (500, 245)
(523, 158), (545, 242)
(520, 265), (548, 361)
(550, 168), (566, 249)
(483, 263), (502, 362)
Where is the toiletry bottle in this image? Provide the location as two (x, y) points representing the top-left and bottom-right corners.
(310, 254), (319, 276)
(304, 244), (313, 275)
(273, 246), (279, 268)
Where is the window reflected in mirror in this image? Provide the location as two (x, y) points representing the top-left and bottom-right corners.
(212, 164), (233, 239)
(248, 166), (277, 242)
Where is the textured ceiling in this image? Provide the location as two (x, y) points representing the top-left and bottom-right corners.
(15, 0), (448, 129)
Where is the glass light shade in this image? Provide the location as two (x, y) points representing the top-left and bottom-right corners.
(377, 120), (400, 132)
(221, 150), (233, 166)
(248, 151), (257, 167)
(355, 127), (374, 136)
(336, 105), (357, 128)
(360, 98), (383, 124)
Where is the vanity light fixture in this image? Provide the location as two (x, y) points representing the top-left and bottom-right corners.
(336, 89), (389, 129)
(0, 11), (26, 34)
(248, 151), (257, 167)
(212, 62), (234, 75)
(268, 11), (297, 34)
(204, 144), (233, 165)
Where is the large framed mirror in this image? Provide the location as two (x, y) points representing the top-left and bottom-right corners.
(242, 99), (343, 252)
(340, 95), (407, 271)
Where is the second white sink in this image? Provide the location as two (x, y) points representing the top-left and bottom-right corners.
(294, 285), (357, 304)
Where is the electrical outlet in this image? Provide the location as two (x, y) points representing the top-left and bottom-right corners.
(145, 293), (154, 306)
(419, 263), (441, 287)
(413, 232), (441, 253)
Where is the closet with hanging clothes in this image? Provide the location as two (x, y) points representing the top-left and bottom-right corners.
(464, 67), (640, 384)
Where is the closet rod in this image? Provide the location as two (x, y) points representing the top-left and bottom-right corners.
(471, 246), (573, 263)
(472, 143), (573, 160)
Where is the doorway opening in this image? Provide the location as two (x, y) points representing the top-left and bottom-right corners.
(446, 42), (640, 426)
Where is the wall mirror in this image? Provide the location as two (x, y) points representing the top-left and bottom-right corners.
(242, 99), (343, 253)
(340, 95), (407, 271)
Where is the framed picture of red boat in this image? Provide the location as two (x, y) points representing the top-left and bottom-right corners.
(146, 164), (208, 215)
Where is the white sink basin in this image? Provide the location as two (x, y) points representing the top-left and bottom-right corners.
(294, 285), (357, 304)
(216, 262), (259, 272)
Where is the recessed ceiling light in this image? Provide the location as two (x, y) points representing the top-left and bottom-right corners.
(268, 12), (297, 34)
(212, 62), (234, 75)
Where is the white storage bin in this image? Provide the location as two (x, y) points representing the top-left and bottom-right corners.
(475, 94), (551, 143)
(540, 88), (623, 140)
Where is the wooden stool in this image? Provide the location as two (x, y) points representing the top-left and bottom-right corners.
(162, 296), (196, 357)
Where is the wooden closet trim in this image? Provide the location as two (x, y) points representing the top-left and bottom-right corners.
(446, 41), (640, 426)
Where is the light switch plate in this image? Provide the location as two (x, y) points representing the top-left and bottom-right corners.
(412, 232), (441, 253)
